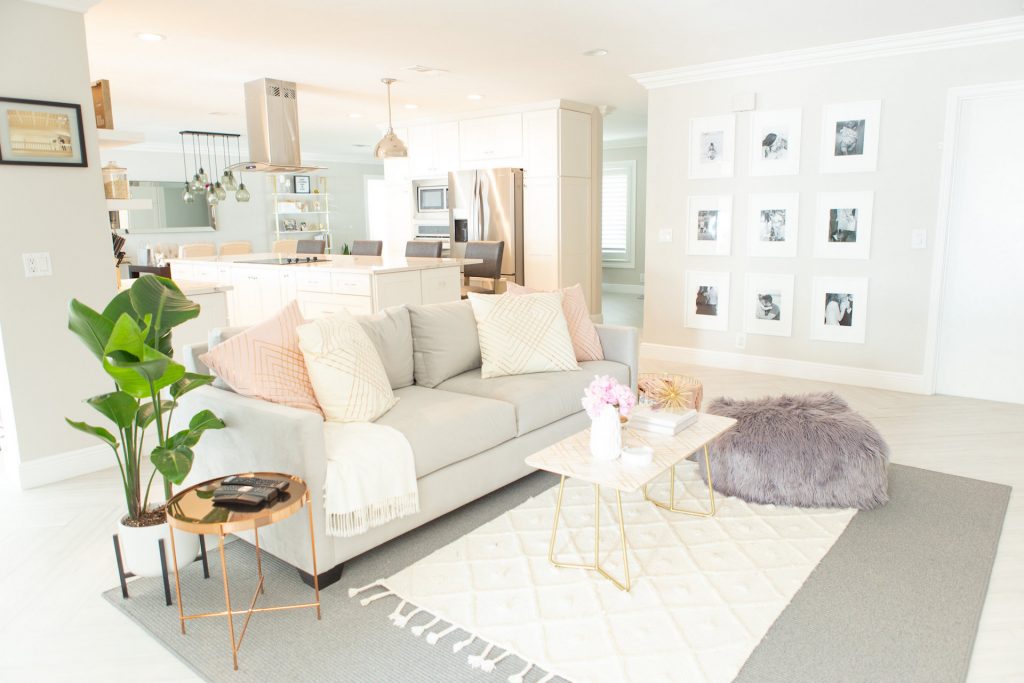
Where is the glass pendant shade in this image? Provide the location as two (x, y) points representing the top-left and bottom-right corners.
(197, 167), (208, 185)
(214, 182), (227, 200)
(206, 190), (219, 206)
(222, 170), (238, 191)
(235, 183), (250, 202)
(181, 183), (194, 204)
(190, 174), (203, 192)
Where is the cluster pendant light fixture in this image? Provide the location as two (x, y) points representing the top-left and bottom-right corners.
(178, 131), (250, 204)
(373, 78), (408, 159)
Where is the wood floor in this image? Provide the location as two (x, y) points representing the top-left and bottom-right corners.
(1, 361), (1021, 681)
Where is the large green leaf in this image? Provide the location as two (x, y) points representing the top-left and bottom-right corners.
(135, 399), (175, 430)
(170, 372), (216, 400)
(65, 418), (117, 448)
(67, 299), (114, 360)
(101, 289), (137, 326)
(165, 409), (225, 449)
(151, 444), (194, 484)
(129, 275), (200, 335)
(86, 392), (138, 431)
(101, 314), (184, 397)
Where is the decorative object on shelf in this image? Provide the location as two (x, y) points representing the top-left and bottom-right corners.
(811, 276), (869, 344)
(374, 78), (408, 159)
(684, 270), (731, 331)
(102, 161), (129, 199)
(294, 174), (311, 193)
(91, 79), (113, 129)
(0, 96), (87, 167)
(65, 276), (225, 578)
(638, 373), (703, 412)
(749, 108), (802, 176)
(688, 114), (734, 178)
(178, 131), (250, 204)
(747, 192), (800, 258)
(820, 100), (882, 173)
(582, 375), (636, 461)
(744, 273), (795, 338)
(685, 195), (733, 256)
(814, 191), (874, 260)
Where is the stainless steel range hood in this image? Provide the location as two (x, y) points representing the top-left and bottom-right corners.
(228, 78), (323, 173)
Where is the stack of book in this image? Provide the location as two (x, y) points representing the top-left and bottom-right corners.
(628, 406), (698, 435)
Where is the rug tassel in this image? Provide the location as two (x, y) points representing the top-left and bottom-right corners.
(468, 643), (495, 669)
(453, 634), (475, 653)
(481, 650), (511, 673)
(347, 580), (385, 598)
(426, 624), (456, 645)
(411, 615), (440, 637)
(387, 599), (408, 623)
(394, 607), (423, 628)
(359, 590), (393, 606)
(509, 662), (533, 683)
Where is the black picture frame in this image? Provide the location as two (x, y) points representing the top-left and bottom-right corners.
(0, 96), (88, 167)
(293, 174), (311, 194)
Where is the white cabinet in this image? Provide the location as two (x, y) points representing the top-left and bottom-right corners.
(409, 123), (460, 179)
(374, 271), (422, 310)
(522, 109), (591, 179)
(420, 267), (461, 304)
(229, 267), (285, 326)
(459, 114), (523, 164)
(523, 176), (560, 290)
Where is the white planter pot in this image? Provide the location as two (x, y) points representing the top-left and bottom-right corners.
(117, 518), (199, 578)
(590, 404), (623, 461)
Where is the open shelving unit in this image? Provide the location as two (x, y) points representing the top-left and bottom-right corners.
(270, 176), (331, 252)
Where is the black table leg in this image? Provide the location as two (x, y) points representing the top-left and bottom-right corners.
(113, 534), (129, 599)
(198, 534), (210, 579)
(158, 538), (172, 606)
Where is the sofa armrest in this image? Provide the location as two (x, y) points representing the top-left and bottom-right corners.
(183, 341), (210, 374)
(595, 324), (639, 391)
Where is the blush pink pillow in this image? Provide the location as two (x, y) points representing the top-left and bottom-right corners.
(200, 300), (321, 414)
(506, 282), (604, 361)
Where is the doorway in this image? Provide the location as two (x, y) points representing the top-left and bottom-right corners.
(364, 176), (387, 246)
(933, 83), (1024, 404)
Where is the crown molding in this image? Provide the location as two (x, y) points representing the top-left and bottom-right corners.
(24, 0), (101, 13)
(112, 141), (380, 165)
(603, 137), (647, 150)
(633, 17), (1024, 89)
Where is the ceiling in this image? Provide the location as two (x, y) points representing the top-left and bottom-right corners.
(83, 0), (1021, 159)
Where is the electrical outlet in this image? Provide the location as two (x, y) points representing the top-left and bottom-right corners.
(911, 230), (927, 250)
(658, 229), (673, 243)
(735, 332), (746, 350)
(23, 252), (52, 277)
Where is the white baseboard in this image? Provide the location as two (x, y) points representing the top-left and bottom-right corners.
(602, 283), (644, 295)
(18, 443), (113, 489)
(641, 342), (930, 395)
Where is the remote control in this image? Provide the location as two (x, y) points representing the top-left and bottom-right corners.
(221, 475), (289, 492)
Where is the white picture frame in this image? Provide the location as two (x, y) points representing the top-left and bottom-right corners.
(688, 114), (735, 178)
(749, 108), (802, 176)
(744, 273), (795, 337)
(810, 276), (868, 344)
(684, 271), (730, 331)
(747, 193), (800, 258)
(820, 100), (882, 173)
(686, 195), (733, 255)
(814, 191), (874, 260)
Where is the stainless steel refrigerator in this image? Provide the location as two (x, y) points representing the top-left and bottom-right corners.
(448, 168), (524, 284)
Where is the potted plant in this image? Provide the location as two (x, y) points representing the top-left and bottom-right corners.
(66, 275), (225, 576)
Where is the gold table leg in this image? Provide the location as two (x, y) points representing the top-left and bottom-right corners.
(168, 525), (186, 635)
(548, 476), (632, 591)
(644, 444), (717, 517)
(219, 530), (239, 671)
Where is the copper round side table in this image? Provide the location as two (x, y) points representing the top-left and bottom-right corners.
(165, 472), (321, 671)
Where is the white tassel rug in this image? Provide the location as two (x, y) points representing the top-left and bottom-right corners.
(351, 468), (855, 682)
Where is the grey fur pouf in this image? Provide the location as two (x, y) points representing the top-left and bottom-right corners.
(701, 392), (889, 510)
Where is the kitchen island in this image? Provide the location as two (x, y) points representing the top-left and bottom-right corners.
(168, 253), (477, 326)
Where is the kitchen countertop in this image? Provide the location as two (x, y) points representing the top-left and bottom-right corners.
(119, 279), (232, 296)
(168, 253), (481, 275)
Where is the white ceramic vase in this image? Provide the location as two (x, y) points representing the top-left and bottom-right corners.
(117, 517), (199, 578)
(590, 404), (623, 461)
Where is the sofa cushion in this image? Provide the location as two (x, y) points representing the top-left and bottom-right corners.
(356, 306), (414, 390)
(408, 299), (482, 388)
(506, 282), (604, 362)
(435, 360), (630, 436)
(468, 292), (579, 379)
(375, 385), (517, 478)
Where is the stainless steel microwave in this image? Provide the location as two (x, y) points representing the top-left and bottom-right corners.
(415, 183), (448, 214)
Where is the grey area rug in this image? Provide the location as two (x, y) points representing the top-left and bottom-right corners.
(104, 464), (1010, 683)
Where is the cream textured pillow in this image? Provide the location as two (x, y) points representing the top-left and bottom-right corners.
(468, 292), (579, 379)
(506, 282), (604, 361)
(296, 309), (397, 422)
(199, 301), (320, 413)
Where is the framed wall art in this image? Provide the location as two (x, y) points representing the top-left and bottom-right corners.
(686, 195), (732, 256)
(0, 97), (87, 167)
(820, 100), (881, 173)
(814, 191), (874, 259)
(293, 175), (311, 194)
(810, 276), (868, 343)
(749, 108), (802, 176)
(688, 114), (735, 179)
(743, 273), (795, 337)
(747, 192), (800, 258)
(684, 270), (730, 331)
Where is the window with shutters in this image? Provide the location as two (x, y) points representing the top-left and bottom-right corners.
(601, 161), (636, 267)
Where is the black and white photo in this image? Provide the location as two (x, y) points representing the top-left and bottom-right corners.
(689, 114), (735, 178)
(699, 131), (724, 163)
(686, 195), (732, 255)
(821, 101), (881, 173)
(748, 193), (800, 257)
(823, 292), (854, 327)
(829, 208), (858, 242)
(812, 277), (868, 343)
(759, 209), (788, 242)
(685, 271), (730, 331)
(744, 273), (794, 337)
(815, 192), (874, 259)
(750, 108), (802, 176)
(697, 210), (718, 241)
(695, 286), (719, 316)
(834, 119), (865, 156)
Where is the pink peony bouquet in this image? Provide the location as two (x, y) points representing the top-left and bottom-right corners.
(581, 375), (636, 420)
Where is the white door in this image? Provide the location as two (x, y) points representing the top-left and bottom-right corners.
(935, 87), (1024, 404)
(364, 176), (388, 244)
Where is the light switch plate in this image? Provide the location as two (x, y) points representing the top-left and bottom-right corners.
(735, 333), (747, 350)
(911, 230), (927, 249)
(658, 229), (673, 243)
(23, 252), (52, 277)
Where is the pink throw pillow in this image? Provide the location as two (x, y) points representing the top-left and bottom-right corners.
(200, 300), (321, 414)
(506, 282), (604, 361)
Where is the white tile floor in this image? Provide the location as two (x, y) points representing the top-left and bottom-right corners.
(601, 289), (645, 329)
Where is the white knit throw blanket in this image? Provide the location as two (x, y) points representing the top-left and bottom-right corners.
(322, 421), (419, 538)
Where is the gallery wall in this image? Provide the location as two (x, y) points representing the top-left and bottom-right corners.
(602, 141), (647, 290)
(641, 37), (1024, 388)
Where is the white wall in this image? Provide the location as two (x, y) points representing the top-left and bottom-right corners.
(0, 1), (117, 477)
(642, 39), (1024, 383)
(602, 141), (647, 288)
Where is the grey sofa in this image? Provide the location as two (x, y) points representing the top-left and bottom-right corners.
(180, 300), (638, 588)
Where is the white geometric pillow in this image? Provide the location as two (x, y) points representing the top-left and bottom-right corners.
(296, 309), (397, 422)
(468, 292), (579, 379)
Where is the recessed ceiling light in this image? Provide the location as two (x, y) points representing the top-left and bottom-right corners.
(348, 113), (362, 119)
(352, 143), (370, 148)
(466, 94), (484, 101)
(404, 104), (419, 110)
(583, 48), (608, 57)
(136, 32), (165, 42)
(402, 65), (449, 75)
(207, 111), (234, 116)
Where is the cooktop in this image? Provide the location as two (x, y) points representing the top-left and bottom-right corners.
(238, 256), (325, 265)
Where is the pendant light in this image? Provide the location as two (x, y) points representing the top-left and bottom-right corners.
(234, 137), (250, 202)
(221, 136), (238, 191)
(373, 78), (408, 159)
(179, 133), (194, 203)
(189, 135), (204, 194)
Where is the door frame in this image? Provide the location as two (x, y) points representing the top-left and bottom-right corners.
(922, 79), (1024, 394)
(363, 174), (386, 244)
